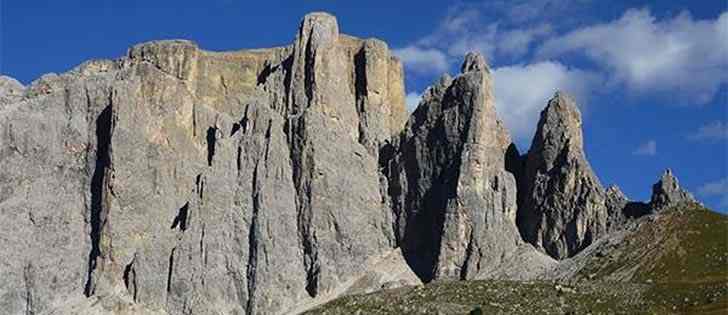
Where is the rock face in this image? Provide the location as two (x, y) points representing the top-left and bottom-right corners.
(650, 169), (696, 210)
(0, 76), (24, 105)
(604, 185), (630, 230)
(517, 92), (608, 260)
(604, 185), (652, 231)
(0, 12), (408, 315)
(386, 52), (521, 281)
(0, 68), (105, 314)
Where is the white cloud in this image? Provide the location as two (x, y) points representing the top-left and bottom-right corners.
(633, 140), (657, 156)
(392, 47), (449, 75)
(498, 0), (587, 24)
(395, 2), (560, 74)
(492, 61), (602, 142)
(394, 4), (728, 151)
(688, 121), (728, 141)
(498, 24), (553, 57)
(537, 9), (728, 104)
(698, 177), (728, 206)
(405, 92), (422, 112)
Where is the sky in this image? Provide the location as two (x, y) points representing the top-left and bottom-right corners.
(1, 0), (726, 211)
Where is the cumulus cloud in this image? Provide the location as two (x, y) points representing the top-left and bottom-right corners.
(393, 3), (727, 149)
(492, 61), (602, 142)
(633, 140), (657, 156)
(394, 2), (562, 76)
(537, 9), (728, 103)
(392, 47), (449, 75)
(498, 24), (553, 58)
(405, 92), (422, 112)
(698, 177), (728, 206)
(496, 0), (590, 24)
(688, 121), (728, 141)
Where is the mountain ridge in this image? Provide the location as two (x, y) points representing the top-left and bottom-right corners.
(0, 12), (720, 315)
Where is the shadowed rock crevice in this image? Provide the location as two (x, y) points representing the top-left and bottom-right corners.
(171, 202), (190, 231)
(206, 127), (218, 166)
(195, 174), (204, 200)
(166, 248), (176, 294)
(353, 48), (368, 145)
(231, 105), (250, 137)
(84, 101), (114, 297)
(624, 202), (651, 218)
(245, 163), (261, 315)
(123, 256), (137, 302)
(24, 263), (34, 315)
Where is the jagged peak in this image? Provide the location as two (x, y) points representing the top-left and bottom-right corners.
(606, 185), (627, 199)
(461, 51), (489, 74)
(439, 73), (453, 86)
(651, 169), (696, 210)
(529, 90), (585, 161)
(545, 91), (580, 119)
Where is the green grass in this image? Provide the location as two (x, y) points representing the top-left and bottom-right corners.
(305, 280), (653, 314)
(639, 205), (728, 283)
(308, 204), (728, 315)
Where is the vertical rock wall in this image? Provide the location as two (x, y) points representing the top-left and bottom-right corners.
(387, 53), (521, 281)
(517, 92), (609, 260)
(0, 12), (407, 315)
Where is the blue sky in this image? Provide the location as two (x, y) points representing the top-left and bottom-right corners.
(1, 0), (726, 211)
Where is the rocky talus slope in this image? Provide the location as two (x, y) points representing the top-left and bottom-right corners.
(0, 12), (721, 315)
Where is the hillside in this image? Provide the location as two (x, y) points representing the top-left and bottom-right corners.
(306, 204), (728, 314)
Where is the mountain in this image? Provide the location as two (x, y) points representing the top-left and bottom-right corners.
(0, 12), (724, 315)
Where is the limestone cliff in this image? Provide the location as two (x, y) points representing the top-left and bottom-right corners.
(386, 52), (521, 281)
(0, 12), (409, 315)
(517, 92), (609, 260)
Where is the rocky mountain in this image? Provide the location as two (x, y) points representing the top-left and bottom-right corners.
(385, 52), (521, 282)
(517, 92), (609, 260)
(0, 12), (720, 315)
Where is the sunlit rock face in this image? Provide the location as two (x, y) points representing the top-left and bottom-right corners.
(0, 12), (408, 315)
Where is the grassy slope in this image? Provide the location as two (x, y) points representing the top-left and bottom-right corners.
(306, 205), (728, 314)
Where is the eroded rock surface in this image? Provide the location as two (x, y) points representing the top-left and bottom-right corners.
(386, 52), (521, 281)
(0, 75), (24, 105)
(517, 92), (608, 260)
(650, 169), (696, 210)
(0, 12), (407, 315)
